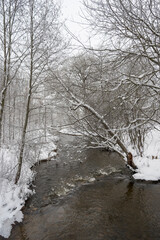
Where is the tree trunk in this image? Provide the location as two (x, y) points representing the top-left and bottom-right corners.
(79, 102), (128, 154)
(14, 93), (31, 184)
(0, 89), (7, 144)
(15, 0), (34, 184)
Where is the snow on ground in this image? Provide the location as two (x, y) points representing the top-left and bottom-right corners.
(0, 146), (34, 238)
(0, 134), (58, 238)
(38, 134), (58, 159)
(142, 128), (160, 158)
(133, 156), (160, 181)
(0, 179), (27, 238)
(0, 128), (159, 238)
(133, 128), (160, 181)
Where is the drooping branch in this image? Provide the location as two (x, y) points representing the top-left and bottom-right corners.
(56, 74), (128, 154)
(58, 74), (138, 168)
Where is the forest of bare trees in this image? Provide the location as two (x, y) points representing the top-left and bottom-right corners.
(0, 0), (65, 183)
(51, 0), (160, 161)
(0, 0), (159, 183)
(1, 1), (160, 238)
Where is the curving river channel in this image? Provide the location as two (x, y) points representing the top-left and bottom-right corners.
(3, 135), (160, 240)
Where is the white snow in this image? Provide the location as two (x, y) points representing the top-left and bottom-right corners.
(133, 157), (160, 181)
(0, 133), (58, 238)
(0, 146), (35, 238)
(132, 128), (160, 181)
(38, 140), (57, 160)
(0, 127), (159, 238)
(0, 179), (25, 238)
(142, 128), (160, 158)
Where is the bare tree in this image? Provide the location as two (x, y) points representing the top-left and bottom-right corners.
(83, 0), (160, 125)
(15, 0), (64, 184)
(52, 66), (136, 165)
(54, 0), (160, 160)
(0, 0), (24, 145)
(48, 43), (159, 171)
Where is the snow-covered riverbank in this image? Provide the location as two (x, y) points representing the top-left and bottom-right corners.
(0, 128), (160, 238)
(0, 135), (57, 238)
(60, 127), (160, 181)
(0, 146), (34, 238)
(133, 129), (160, 181)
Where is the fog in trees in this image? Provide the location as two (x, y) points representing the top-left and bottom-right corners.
(0, 0), (159, 182)
(0, 0), (160, 238)
(56, 0), (160, 158)
(0, 0), (65, 183)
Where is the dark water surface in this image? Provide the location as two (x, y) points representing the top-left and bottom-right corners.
(4, 135), (160, 240)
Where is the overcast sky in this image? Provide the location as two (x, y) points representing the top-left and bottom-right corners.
(62, 0), (88, 42)
(62, 0), (81, 18)
(61, 0), (100, 50)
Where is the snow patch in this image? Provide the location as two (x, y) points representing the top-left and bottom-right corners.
(38, 133), (58, 160)
(0, 133), (58, 238)
(0, 178), (30, 238)
(143, 129), (160, 158)
(133, 156), (160, 181)
(132, 129), (160, 181)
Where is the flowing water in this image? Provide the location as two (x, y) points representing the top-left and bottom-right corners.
(3, 135), (160, 240)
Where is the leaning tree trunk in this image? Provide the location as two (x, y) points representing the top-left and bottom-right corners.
(15, 1), (34, 184)
(14, 92), (32, 184)
(61, 82), (137, 169)
(81, 102), (137, 169)
(0, 0), (7, 145)
(0, 89), (7, 144)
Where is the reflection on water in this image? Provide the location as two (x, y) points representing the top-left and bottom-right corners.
(26, 135), (125, 209)
(6, 135), (160, 240)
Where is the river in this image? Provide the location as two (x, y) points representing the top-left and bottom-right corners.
(3, 134), (160, 240)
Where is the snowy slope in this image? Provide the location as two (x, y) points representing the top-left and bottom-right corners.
(0, 134), (58, 238)
(133, 129), (160, 181)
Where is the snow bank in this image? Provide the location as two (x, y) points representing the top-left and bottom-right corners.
(0, 147), (34, 238)
(38, 141), (57, 159)
(143, 128), (160, 158)
(133, 128), (160, 181)
(38, 133), (58, 160)
(133, 156), (160, 181)
(0, 147), (18, 181)
(0, 179), (31, 238)
(0, 134), (58, 238)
